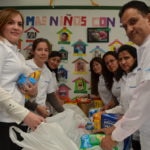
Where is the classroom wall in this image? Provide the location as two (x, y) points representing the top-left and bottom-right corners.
(18, 8), (130, 99)
(1, 0), (149, 99)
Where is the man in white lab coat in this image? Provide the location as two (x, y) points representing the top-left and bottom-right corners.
(99, 1), (150, 150)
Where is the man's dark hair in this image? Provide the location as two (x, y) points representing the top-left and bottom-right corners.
(119, 1), (150, 18)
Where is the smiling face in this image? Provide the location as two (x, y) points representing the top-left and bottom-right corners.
(47, 56), (61, 70)
(1, 14), (23, 44)
(104, 54), (119, 73)
(121, 8), (150, 46)
(33, 42), (49, 68)
(118, 50), (136, 73)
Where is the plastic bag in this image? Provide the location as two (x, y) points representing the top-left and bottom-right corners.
(9, 122), (78, 150)
(63, 103), (89, 120)
(46, 106), (90, 147)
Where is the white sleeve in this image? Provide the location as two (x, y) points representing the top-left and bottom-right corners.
(112, 81), (150, 142)
(47, 71), (55, 93)
(105, 105), (123, 114)
(0, 87), (29, 124)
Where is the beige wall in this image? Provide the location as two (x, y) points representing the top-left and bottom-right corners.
(1, 0), (149, 7)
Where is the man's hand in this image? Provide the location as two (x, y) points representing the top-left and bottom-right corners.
(101, 135), (118, 150)
(93, 126), (115, 135)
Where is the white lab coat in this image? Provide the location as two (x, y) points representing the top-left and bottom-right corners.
(105, 78), (122, 114)
(98, 75), (113, 105)
(120, 68), (137, 114)
(112, 35), (150, 150)
(106, 69), (137, 114)
(0, 87), (29, 123)
(51, 72), (58, 91)
(111, 78), (121, 103)
(26, 59), (55, 106)
(0, 39), (29, 123)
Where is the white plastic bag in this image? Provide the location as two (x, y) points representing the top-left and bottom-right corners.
(63, 103), (89, 119)
(46, 106), (90, 147)
(9, 122), (78, 150)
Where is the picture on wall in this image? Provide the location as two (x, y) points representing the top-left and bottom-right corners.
(87, 28), (109, 43)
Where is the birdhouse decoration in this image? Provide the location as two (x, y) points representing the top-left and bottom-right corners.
(58, 47), (68, 62)
(72, 77), (89, 94)
(89, 45), (107, 58)
(57, 27), (72, 44)
(23, 43), (33, 51)
(24, 26), (40, 43)
(72, 57), (89, 74)
(57, 83), (71, 102)
(58, 65), (68, 82)
(108, 39), (123, 52)
(72, 39), (88, 56)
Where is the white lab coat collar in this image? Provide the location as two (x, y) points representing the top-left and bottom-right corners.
(26, 58), (47, 71)
(2, 38), (19, 53)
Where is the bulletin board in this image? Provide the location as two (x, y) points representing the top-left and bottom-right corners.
(18, 8), (130, 100)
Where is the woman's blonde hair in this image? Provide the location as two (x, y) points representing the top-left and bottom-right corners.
(0, 8), (24, 34)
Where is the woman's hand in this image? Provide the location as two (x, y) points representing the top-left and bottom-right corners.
(23, 112), (45, 130)
(36, 105), (50, 118)
(19, 82), (38, 97)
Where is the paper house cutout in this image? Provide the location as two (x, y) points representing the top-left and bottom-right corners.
(72, 77), (89, 93)
(58, 65), (68, 82)
(89, 46), (107, 58)
(24, 26), (40, 42)
(108, 39), (123, 52)
(57, 83), (71, 98)
(72, 39), (88, 56)
(57, 27), (72, 44)
(72, 57), (88, 74)
(23, 43), (32, 51)
(59, 47), (68, 61)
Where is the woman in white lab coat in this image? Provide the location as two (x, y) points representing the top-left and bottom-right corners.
(90, 57), (116, 109)
(0, 8), (44, 150)
(46, 51), (62, 98)
(46, 51), (64, 112)
(98, 45), (141, 150)
(102, 51), (123, 112)
(25, 38), (64, 117)
(118, 45), (141, 150)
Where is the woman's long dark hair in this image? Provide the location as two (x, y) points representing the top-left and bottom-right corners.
(46, 51), (62, 81)
(90, 57), (103, 95)
(102, 51), (123, 90)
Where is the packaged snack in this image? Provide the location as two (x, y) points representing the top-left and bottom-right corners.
(88, 108), (98, 122)
(29, 70), (41, 81)
(80, 134), (118, 150)
(93, 112), (101, 130)
(17, 70), (41, 101)
(101, 113), (120, 128)
(101, 113), (130, 150)
(85, 121), (94, 131)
